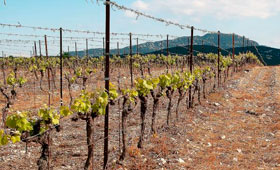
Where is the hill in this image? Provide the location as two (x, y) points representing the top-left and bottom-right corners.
(230, 46), (280, 66)
(69, 33), (280, 66)
(148, 45), (280, 66)
(70, 33), (258, 57)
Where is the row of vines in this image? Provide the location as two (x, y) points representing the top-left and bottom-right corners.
(0, 52), (261, 169)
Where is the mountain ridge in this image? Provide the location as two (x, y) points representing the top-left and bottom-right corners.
(69, 33), (280, 66)
(70, 33), (259, 56)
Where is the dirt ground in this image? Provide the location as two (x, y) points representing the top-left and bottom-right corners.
(0, 65), (280, 170)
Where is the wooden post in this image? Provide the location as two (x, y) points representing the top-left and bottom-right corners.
(160, 41), (163, 55)
(232, 33), (235, 60)
(232, 33), (235, 72)
(45, 35), (51, 170)
(75, 42), (78, 57)
(136, 38), (139, 55)
(247, 38), (249, 52)
(117, 42), (120, 56)
(86, 39), (89, 58)
(45, 35), (51, 107)
(166, 34), (169, 55)
(34, 41), (37, 57)
(218, 31), (221, 87)
(104, 0), (110, 169)
(59, 28), (63, 106)
(129, 33), (133, 88)
(190, 29), (194, 73)
(188, 26), (194, 108)
(39, 40), (42, 57)
(243, 36), (245, 53)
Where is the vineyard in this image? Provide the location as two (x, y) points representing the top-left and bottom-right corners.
(0, 52), (265, 169)
(0, 0), (279, 170)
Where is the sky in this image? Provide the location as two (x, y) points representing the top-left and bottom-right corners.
(0, 0), (279, 56)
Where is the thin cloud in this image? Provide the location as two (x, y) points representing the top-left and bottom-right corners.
(124, 11), (137, 18)
(133, 0), (280, 19)
(132, 0), (149, 11)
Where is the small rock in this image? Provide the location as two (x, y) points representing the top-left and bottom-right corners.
(233, 157), (238, 162)
(221, 135), (226, 139)
(207, 142), (212, 147)
(237, 149), (242, 153)
(260, 114), (266, 119)
(178, 158), (185, 163)
(269, 132), (275, 137)
(214, 103), (220, 106)
(159, 158), (166, 164)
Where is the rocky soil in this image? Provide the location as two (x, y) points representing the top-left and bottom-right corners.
(0, 66), (279, 169)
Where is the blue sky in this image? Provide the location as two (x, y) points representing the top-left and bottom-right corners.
(0, 0), (279, 56)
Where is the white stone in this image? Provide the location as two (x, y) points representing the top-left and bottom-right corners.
(214, 103), (220, 106)
(159, 158), (166, 164)
(178, 158), (185, 163)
